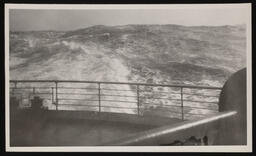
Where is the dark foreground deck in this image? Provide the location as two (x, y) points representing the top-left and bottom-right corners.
(10, 109), (182, 146)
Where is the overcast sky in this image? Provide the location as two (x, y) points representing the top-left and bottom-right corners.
(9, 5), (250, 31)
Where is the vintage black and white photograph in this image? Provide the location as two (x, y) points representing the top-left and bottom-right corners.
(5, 4), (252, 152)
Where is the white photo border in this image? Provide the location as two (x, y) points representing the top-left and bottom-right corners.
(5, 3), (252, 152)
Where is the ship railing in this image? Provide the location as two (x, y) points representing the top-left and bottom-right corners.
(9, 80), (222, 120)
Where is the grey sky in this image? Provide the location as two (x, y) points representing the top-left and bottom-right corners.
(9, 7), (249, 31)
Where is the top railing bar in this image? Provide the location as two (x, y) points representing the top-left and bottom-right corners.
(10, 80), (222, 90)
(182, 93), (220, 97)
(140, 90), (182, 95)
(100, 88), (137, 92)
(57, 87), (98, 90)
(10, 80), (58, 83)
(10, 87), (52, 90)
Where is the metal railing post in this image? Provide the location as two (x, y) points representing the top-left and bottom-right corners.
(181, 87), (184, 120)
(55, 82), (58, 110)
(137, 85), (140, 116)
(98, 82), (101, 113)
(12, 82), (17, 95)
(51, 87), (54, 104)
(31, 87), (35, 106)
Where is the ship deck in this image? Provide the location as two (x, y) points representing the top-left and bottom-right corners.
(10, 110), (182, 146)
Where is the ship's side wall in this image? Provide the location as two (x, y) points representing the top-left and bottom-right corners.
(215, 68), (247, 145)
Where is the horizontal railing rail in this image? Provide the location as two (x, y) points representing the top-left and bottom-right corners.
(10, 80), (222, 89)
(9, 80), (222, 120)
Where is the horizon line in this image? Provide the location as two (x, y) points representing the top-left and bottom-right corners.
(9, 23), (246, 32)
